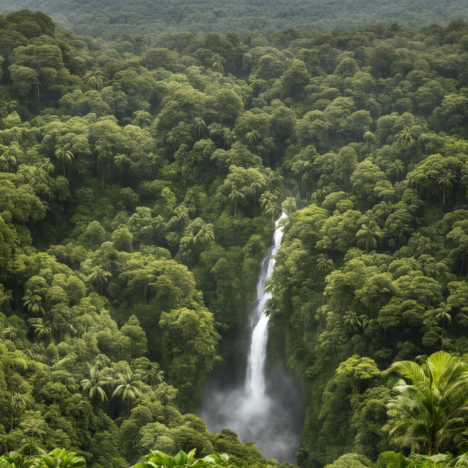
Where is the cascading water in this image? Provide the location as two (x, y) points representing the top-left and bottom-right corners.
(245, 212), (287, 399)
(200, 213), (302, 462)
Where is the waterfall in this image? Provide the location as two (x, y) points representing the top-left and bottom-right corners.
(245, 212), (287, 399)
(200, 213), (302, 463)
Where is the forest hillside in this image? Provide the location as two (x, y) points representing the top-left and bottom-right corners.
(1, 7), (468, 468)
(0, 0), (468, 38)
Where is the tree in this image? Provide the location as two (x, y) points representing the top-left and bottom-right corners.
(155, 382), (179, 406)
(54, 143), (74, 177)
(317, 254), (334, 276)
(42, 448), (86, 468)
(260, 191), (278, 222)
(434, 302), (452, 338)
(40, 158), (55, 176)
(212, 54), (226, 73)
(10, 392), (26, 430)
(229, 188), (244, 216)
(2, 327), (18, 341)
(84, 69), (104, 90)
(245, 130), (261, 151)
(438, 171), (456, 206)
(335, 146), (358, 187)
(251, 176), (265, 216)
(356, 220), (382, 254)
(343, 311), (361, 332)
(23, 289), (44, 315)
(112, 371), (144, 416)
(383, 351), (468, 455)
(0, 285), (13, 310)
(194, 117), (206, 140)
(387, 160), (405, 181)
(281, 59), (311, 98)
(363, 130), (376, 146)
(81, 366), (108, 406)
(134, 449), (230, 468)
(193, 224), (215, 249)
(0, 146), (19, 173)
(29, 318), (52, 341)
(147, 363), (165, 386)
(96, 144), (112, 190)
(20, 416), (47, 440)
(282, 197), (297, 218)
(88, 266), (112, 295)
(397, 126), (418, 150)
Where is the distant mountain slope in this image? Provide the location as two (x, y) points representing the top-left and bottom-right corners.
(1, 0), (468, 38)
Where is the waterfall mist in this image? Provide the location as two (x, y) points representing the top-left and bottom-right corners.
(199, 214), (303, 463)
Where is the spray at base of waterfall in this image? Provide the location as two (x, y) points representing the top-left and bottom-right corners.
(199, 371), (302, 463)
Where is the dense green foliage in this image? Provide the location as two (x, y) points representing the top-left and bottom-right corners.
(1, 0), (468, 39)
(2, 6), (468, 468)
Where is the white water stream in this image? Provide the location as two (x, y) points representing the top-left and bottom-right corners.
(200, 213), (301, 462)
(245, 212), (287, 399)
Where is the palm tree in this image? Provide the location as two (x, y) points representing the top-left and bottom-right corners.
(0, 146), (18, 172)
(20, 417), (47, 439)
(81, 367), (108, 406)
(96, 144), (112, 190)
(17, 437), (46, 458)
(317, 254), (334, 276)
(397, 126), (418, 150)
(193, 224), (215, 249)
(389, 219), (413, 248)
(409, 233), (433, 258)
(434, 302), (452, 338)
(166, 131), (178, 152)
(28, 318), (52, 341)
(42, 448), (86, 468)
(451, 240), (468, 276)
(147, 152), (160, 180)
(260, 191), (278, 223)
(10, 392), (27, 430)
(343, 310), (361, 332)
(114, 153), (129, 173)
(222, 128), (235, 147)
(251, 177), (265, 216)
(292, 159), (312, 198)
(84, 69), (104, 90)
(363, 130), (376, 146)
(356, 220), (382, 254)
(194, 117), (206, 140)
(438, 171), (455, 206)
(23, 290), (44, 316)
(155, 382), (178, 406)
(88, 266), (112, 295)
(212, 54), (226, 73)
(147, 363), (165, 386)
(229, 188), (244, 215)
(112, 371), (143, 416)
(40, 158), (55, 176)
(383, 351), (468, 455)
(137, 448), (229, 468)
(0, 286), (12, 311)
(101, 368), (120, 416)
(282, 197), (297, 218)
(387, 160), (405, 181)
(2, 327), (18, 342)
(245, 130), (261, 151)
(54, 143), (74, 177)
(264, 170), (282, 194)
